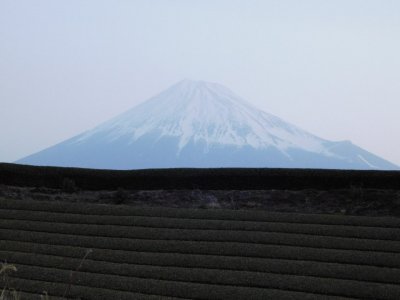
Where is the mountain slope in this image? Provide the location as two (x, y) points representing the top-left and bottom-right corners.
(17, 80), (399, 170)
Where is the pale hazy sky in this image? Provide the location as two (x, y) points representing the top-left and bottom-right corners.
(1, 0), (400, 166)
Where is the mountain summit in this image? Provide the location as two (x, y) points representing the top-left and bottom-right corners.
(18, 80), (398, 170)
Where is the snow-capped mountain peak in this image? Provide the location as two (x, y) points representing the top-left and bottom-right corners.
(75, 79), (328, 154)
(17, 80), (399, 170)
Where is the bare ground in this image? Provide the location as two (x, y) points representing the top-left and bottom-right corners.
(1, 184), (399, 217)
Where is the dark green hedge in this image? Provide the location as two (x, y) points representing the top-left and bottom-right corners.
(4, 277), (180, 300)
(2, 241), (400, 284)
(2, 198), (400, 228)
(9, 263), (399, 300)
(1, 208), (399, 240)
(2, 249), (399, 285)
(1, 219), (399, 253)
(2, 229), (400, 268)
(5, 275), (343, 300)
(1, 163), (400, 190)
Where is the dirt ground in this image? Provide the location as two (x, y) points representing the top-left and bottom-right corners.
(0, 185), (400, 217)
(1, 184), (400, 217)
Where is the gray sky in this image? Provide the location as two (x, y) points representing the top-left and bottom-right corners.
(1, 0), (400, 166)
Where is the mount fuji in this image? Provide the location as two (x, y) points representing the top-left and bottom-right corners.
(17, 80), (398, 170)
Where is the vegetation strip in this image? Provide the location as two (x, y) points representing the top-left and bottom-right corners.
(1, 221), (399, 254)
(1, 219), (400, 255)
(7, 262), (394, 299)
(2, 277), (356, 300)
(2, 163), (400, 190)
(2, 249), (400, 285)
(1, 197), (399, 299)
(0, 290), (76, 300)
(2, 277), (189, 300)
(1, 198), (400, 227)
(3, 241), (400, 284)
(1, 209), (399, 241)
(8, 256), (395, 297)
(1, 233), (400, 268)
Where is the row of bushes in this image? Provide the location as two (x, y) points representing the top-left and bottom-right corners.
(2, 208), (399, 241)
(1, 163), (400, 190)
(1, 219), (399, 253)
(2, 198), (400, 228)
(7, 268), (331, 300)
(5, 277), (162, 300)
(0, 241), (400, 283)
(2, 229), (400, 268)
(2, 196), (400, 299)
(3, 249), (399, 286)
(4, 256), (400, 299)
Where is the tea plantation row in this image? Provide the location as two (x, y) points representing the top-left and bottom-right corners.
(0, 199), (400, 299)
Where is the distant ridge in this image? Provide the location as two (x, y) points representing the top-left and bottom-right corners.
(17, 80), (399, 170)
(2, 163), (400, 190)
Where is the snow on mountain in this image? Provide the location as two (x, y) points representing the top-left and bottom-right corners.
(75, 80), (329, 153)
(17, 80), (399, 170)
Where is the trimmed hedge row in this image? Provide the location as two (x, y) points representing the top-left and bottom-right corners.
(1, 229), (400, 268)
(9, 263), (389, 300)
(2, 199), (400, 227)
(1, 199), (400, 299)
(1, 219), (399, 253)
(2, 249), (400, 285)
(0, 290), (76, 300)
(2, 242), (400, 285)
(4, 277), (185, 300)
(1, 208), (399, 241)
(1, 163), (400, 190)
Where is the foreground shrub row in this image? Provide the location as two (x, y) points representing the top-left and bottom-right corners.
(1, 208), (399, 241)
(1, 219), (400, 253)
(4, 261), (400, 300)
(1, 199), (400, 299)
(2, 198), (400, 227)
